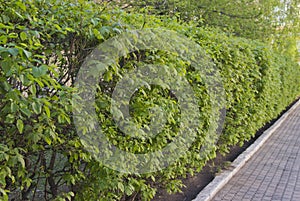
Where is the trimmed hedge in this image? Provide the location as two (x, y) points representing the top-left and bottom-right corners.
(0, 0), (299, 200)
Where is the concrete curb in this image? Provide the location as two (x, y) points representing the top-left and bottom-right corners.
(192, 99), (300, 201)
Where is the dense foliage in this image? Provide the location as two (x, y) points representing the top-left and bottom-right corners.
(118, 0), (300, 60)
(0, 0), (299, 200)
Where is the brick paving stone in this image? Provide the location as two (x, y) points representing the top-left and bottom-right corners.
(261, 196), (272, 201)
(211, 103), (300, 201)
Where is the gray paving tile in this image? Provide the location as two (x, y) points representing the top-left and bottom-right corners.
(211, 103), (300, 201)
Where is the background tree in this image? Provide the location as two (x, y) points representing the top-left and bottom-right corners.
(116, 0), (300, 60)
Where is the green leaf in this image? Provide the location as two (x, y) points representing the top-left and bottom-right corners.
(100, 26), (111, 37)
(93, 28), (104, 40)
(16, 119), (24, 134)
(30, 84), (36, 95)
(2, 81), (11, 91)
(32, 65), (48, 77)
(20, 107), (32, 117)
(44, 135), (51, 145)
(0, 22), (13, 29)
(0, 188), (9, 201)
(32, 102), (42, 114)
(16, 1), (26, 11)
(8, 48), (19, 56)
(23, 49), (32, 58)
(125, 184), (135, 196)
(27, 132), (41, 144)
(0, 35), (8, 44)
(117, 182), (124, 193)
(20, 32), (27, 41)
(44, 105), (50, 118)
(14, 11), (24, 19)
(17, 154), (25, 168)
(54, 24), (62, 30)
(10, 102), (18, 113)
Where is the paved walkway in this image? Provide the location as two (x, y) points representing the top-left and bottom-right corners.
(211, 104), (300, 201)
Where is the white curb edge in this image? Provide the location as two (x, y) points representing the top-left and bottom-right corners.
(193, 99), (300, 201)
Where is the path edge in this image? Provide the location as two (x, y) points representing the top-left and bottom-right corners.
(192, 99), (300, 201)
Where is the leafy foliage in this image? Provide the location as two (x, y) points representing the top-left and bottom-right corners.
(117, 0), (300, 61)
(0, 0), (299, 201)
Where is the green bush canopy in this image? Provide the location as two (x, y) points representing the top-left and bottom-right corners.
(1, 0), (299, 200)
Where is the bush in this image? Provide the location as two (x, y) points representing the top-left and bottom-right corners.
(1, 0), (299, 200)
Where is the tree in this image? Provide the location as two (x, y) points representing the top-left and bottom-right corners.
(271, 0), (300, 59)
(117, 0), (300, 59)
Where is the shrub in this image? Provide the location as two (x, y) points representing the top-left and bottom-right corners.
(1, 0), (299, 200)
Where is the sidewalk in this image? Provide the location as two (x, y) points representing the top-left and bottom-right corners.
(210, 102), (300, 201)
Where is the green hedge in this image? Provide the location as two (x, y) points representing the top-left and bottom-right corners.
(1, 0), (299, 200)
